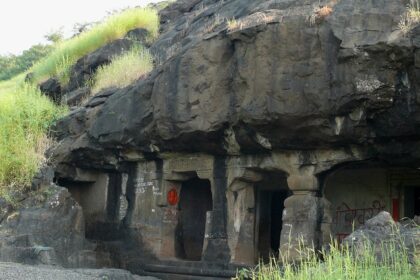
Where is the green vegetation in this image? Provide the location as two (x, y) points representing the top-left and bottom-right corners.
(30, 7), (159, 84)
(0, 82), (66, 198)
(0, 44), (53, 81)
(91, 45), (153, 94)
(235, 238), (419, 280)
(0, 7), (160, 201)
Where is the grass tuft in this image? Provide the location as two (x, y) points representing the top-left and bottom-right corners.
(30, 8), (159, 84)
(91, 45), (153, 94)
(399, 0), (420, 35)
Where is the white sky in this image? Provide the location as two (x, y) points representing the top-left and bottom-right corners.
(0, 0), (160, 55)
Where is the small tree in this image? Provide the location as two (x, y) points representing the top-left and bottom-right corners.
(44, 28), (64, 44)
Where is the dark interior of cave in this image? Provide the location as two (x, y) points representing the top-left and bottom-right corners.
(176, 178), (213, 261)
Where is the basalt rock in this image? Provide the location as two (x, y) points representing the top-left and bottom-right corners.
(39, 77), (62, 104)
(38, 29), (151, 105)
(36, 0), (420, 278)
(0, 178), (108, 268)
(66, 38), (134, 92)
(51, 0), (420, 166)
(66, 28), (151, 93)
(344, 211), (420, 265)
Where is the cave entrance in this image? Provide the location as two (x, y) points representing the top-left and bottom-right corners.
(255, 172), (289, 262)
(404, 187), (420, 218)
(57, 173), (121, 240)
(176, 178), (213, 261)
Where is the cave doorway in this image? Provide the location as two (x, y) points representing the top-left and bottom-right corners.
(176, 178), (213, 261)
(404, 187), (420, 218)
(254, 172), (289, 262)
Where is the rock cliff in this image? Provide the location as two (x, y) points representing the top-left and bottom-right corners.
(51, 0), (420, 172)
(4, 0), (420, 279)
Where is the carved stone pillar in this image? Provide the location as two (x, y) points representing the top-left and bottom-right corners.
(279, 171), (322, 260)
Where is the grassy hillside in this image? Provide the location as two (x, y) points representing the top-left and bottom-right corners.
(0, 7), (160, 201)
(30, 7), (159, 84)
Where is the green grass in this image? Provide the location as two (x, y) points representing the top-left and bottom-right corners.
(91, 45), (153, 94)
(0, 81), (67, 199)
(235, 237), (419, 280)
(30, 7), (159, 84)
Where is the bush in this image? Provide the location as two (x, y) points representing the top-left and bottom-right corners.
(91, 45), (153, 94)
(30, 7), (159, 84)
(0, 82), (67, 197)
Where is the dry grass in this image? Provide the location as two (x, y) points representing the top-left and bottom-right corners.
(399, 0), (420, 35)
(227, 13), (277, 32)
(309, 5), (333, 26)
(91, 45), (153, 94)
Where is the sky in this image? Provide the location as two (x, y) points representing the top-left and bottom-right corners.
(0, 0), (160, 55)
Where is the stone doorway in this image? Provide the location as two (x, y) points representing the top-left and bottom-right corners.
(256, 190), (288, 261)
(253, 172), (290, 262)
(404, 187), (420, 218)
(176, 178), (213, 261)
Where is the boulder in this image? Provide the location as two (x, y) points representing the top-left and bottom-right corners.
(343, 211), (420, 264)
(0, 185), (90, 267)
(39, 78), (62, 104)
(125, 28), (150, 45)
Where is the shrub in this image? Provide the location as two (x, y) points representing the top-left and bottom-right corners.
(91, 45), (153, 94)
(30, 7), (159, 84)
(0, 82), (66, 198)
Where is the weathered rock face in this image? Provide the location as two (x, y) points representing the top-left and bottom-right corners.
(38, 0), (420, 278)
(53, 0), (420, 161)
(0, 183), (94, 267)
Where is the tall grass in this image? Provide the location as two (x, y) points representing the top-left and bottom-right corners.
(0, 82), (67, 198)
(91, 45), (153, 94)
(235, 238), (419, 280)
(30, 7), (159, 84)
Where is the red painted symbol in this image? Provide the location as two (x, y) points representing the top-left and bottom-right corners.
(167, 188), (179, 206)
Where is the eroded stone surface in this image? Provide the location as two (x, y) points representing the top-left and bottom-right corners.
(14, 0), (420, 278)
